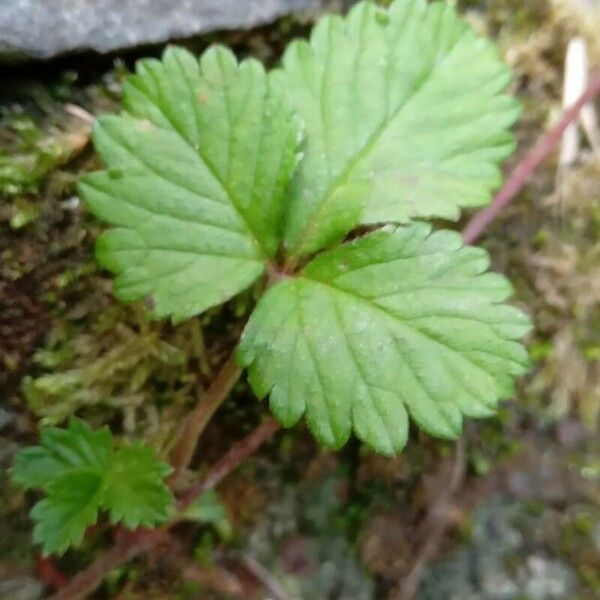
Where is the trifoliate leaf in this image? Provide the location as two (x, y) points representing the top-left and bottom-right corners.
(11, 418), (174, 555)
(80, 45), (300, 322)
(279, 0), (519, 257)
(238, 224), (531, 455)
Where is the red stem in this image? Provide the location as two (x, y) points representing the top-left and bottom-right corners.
(37, 556), (69, 590)
(177, 417), (279, 511)
(462, 70), (600, 244)
(49, 529), (164, 600)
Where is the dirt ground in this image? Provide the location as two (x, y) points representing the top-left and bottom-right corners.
(1, 1), (599, 598)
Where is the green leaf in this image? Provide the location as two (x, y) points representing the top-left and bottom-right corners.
(238, 224), (531, 455)
(11, 418), (112, 491)
(80, 45), (300, 322)
(279, 0), (519, 257)
(182, 490), (232, 539)
(102, 444), (173, 529)
(31, 471), (103, 556)
(11, 418), (174, 555)
(183, 490), (223, 522)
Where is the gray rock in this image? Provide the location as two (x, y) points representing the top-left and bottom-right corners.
(0, 0), (329, 61)
(418, 499), (579, 600)
(518, 555), (577, 600)
(0, 577), (44, 600)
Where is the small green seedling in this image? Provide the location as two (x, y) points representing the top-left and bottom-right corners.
(13, 0), (530, 556)
(11, 418), (173, 555)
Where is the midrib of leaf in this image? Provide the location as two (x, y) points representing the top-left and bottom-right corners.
(300, 274), (522, 379)
(216, 50), (235, 187)
(289, 275), (462, 443)
(137, 63), (271, 260)
(97, 127), (259, 246)
(330, 294), (398, 450)
(286, 26), (468, 258)
(319, 21), (335, 184)
(295, 289), (339, 434)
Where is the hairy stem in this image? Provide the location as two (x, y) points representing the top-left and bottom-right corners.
(462, 70), (600, 244)
(49, 418), (279, 600)
(170, 352), (242, 478)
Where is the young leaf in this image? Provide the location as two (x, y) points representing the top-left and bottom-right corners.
(182, 490), (232, 539)
(11, 417), (112, 491)
(238, 224), (531, 455)
(101, 444), (173, 528)
(31, 471), (104, 556)
(279, 0), (520, 257)
(11, 418), (174, 555)
(80, 45), (300, 322)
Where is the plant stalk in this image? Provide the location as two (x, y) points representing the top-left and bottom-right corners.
(176, 417), (280, 512)
(396, 438), (466, 600)
(462, 70), (600, 244)
(169, 351), (242, 479)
